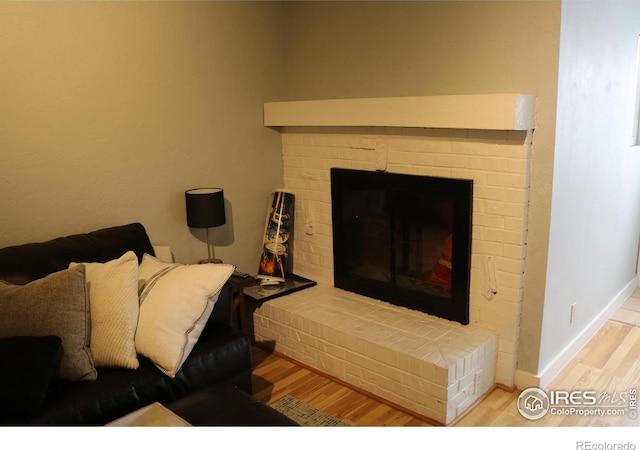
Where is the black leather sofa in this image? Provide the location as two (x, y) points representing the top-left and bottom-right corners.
(0, 223), (294, 425)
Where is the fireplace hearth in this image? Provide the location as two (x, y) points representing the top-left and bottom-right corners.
(331, 168), (472, 324)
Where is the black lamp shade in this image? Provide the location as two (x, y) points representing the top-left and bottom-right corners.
(185, 188), (226, 228)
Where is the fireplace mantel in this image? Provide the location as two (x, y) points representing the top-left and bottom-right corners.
(264, 94), (536, 131)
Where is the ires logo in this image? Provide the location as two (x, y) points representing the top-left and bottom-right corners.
(517, 388), (637, 420)
(549, 390), (598, 405)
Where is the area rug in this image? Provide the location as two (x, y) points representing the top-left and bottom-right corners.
(270, 395), (349, 426)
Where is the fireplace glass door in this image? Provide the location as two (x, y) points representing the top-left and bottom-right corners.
(331, 168), (472, 324)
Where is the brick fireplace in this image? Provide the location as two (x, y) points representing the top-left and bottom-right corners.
(255, 95), (534, 424)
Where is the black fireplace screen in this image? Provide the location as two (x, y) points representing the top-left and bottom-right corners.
(331, 168), (472, 325)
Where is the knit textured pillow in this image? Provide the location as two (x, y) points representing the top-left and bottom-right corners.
(70, 251), (139, 369)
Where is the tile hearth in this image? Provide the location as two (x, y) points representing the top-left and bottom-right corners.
(253, 283), (498, 425)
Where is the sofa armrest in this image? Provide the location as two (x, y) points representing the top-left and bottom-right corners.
(207, 282), (233, 326)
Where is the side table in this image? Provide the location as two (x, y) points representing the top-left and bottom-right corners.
(227, 275), (258, 334)
(241, 274), (317, 342)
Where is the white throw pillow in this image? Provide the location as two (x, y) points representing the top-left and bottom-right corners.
(70, 251), (139, 369)
(135, 254), (234, 377)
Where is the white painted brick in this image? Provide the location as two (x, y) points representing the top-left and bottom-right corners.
(494, 256), (524, 278)
(507, 157), (528, 174)
(374, 361), (404, 384)
(275, 127), (530, 421)
(503, 243), (526, 260)
(502, 229), (527, 245)
(407, 356), (426, 379)
(487, 172), (528, 188)
(473, 240), (504, 256)
(496, 272), (525, 289)
(317, 351), (344, 377)
(474, 226), (507, 243)
(474, 185), (506, 201)
(483, 200), (527, 218)
(450, 169), (486, 184)
(434, 154), (469, 168)
(414, 166), (452, 178)
(504, 216), (526, 232)
(345, 350), (377, 371)
(474, 213), (505, 228)
(254, 286), (499, 424)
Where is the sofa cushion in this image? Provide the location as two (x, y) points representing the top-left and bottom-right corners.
(0, 223), (155, 286)
(70, 251), (139, 369)
(0, 335), (63, 418)
(136, 255), (234, 377)
(0, 265), (97, 381)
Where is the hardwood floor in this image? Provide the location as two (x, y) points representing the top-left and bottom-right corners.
(252, 345), (432, 426)
(457, 320), (640, 427)
(251, 290), (640, 427)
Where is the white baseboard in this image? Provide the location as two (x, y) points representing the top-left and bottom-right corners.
(515, 278), (637, 390)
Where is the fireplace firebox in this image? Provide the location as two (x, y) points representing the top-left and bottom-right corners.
(331, 168), (472, 325)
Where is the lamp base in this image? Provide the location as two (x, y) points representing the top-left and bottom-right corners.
(198, 258), (223, 264)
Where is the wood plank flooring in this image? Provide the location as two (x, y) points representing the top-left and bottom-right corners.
(611, 288), (640, 327)
(251, 298), (640, 427)
(251, 345), (431, 426)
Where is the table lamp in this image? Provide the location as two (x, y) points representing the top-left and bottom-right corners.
(185, 187), (226, 263)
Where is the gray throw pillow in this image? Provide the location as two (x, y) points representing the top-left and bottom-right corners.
(0, 265), (97, 382)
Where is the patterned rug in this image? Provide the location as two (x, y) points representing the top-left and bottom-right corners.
(270, 395), (349, 426)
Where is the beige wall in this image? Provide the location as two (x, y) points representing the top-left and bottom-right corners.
(283, 1), (561, 380)
(0, 1), (286, 272)
(13, 1), (633, 388)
